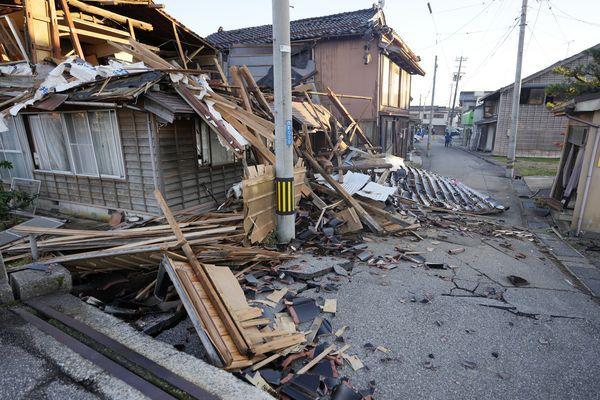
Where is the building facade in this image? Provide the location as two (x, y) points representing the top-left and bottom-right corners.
(409, 106), (449, 134)
(476, 45), (597, 157)
(207, 6), (425, 158)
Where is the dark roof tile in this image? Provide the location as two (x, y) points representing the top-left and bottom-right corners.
(206, 7), (380, 48)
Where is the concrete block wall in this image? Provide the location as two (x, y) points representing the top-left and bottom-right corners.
(492, 52), (593, 157)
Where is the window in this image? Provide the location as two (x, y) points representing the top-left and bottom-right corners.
(520, 87), (546, 105)
(28, 111), (124, 178)
(197, 120), (235, 166)
(381, 56), (411, 109)
(433, 113), (445, 119)
(0, 117), (30, 180)
(381, 56), (390, 107)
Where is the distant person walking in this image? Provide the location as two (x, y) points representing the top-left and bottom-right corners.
(444, 129), (452, 147)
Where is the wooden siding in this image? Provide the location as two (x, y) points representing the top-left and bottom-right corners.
(156, 118), (242, 212)
(34, 108), (160, 214)
(314, 37), (380, 121)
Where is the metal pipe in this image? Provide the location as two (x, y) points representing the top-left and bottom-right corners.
(29, 234), (39, 261)
(272, 0), (295, 243)
(576, 125), (600, 236)
(505, 0), (528, 178)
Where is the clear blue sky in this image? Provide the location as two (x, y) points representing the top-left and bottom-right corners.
(164, 0), (600, 107)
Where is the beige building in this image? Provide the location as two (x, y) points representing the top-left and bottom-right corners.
(551, 93), (600, 236)
(207, 6), (425, 157)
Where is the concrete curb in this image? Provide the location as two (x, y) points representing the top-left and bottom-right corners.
(40, 293), (274, 400)
(9, 264), (72, 301)
(534, 232), (600, 298)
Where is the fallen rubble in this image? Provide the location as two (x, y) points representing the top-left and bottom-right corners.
(0, 11), (510, 398)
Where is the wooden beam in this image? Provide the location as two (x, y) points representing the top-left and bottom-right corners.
(239, 65), (273, 119)
(171, 21), (187, 69)
(48, 0), (62, 58)
(154, 190), (253, 356)
(59, 0), (84, 59)
(229, 66), (251, 112)
(326, 87), (375, 152)
(303, 151), (384, 234)
(127, 19), (136, 40)
(212, 57), (230, 93)
(66, 0), (153, 31)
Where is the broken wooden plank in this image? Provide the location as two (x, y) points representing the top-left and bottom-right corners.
(296, 344), (336, 375)
(154, 190), (252, 356)
(303, 151), (383, 234)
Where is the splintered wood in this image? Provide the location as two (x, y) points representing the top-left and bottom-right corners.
(163, 257), (305, 370)
(242, 161), (307, 243)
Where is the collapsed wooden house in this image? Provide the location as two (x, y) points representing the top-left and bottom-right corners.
(0, 0), (216, 66)
(0, 0), (254, 219)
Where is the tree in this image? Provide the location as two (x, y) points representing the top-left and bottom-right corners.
(546, 48), (600, 105)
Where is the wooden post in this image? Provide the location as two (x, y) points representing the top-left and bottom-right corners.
(48, 0), (62, 58)
(59, 0), (84, 59)
(172, 21), (187, 69)
(127, 19), (136, 40)
(229, 66), (251, 112)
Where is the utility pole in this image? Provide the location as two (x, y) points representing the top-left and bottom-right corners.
(506, 0), (528, 178)
(447, 56), (467, 129)
(427, 55), (438, 157)
(272, 0), (294, 243)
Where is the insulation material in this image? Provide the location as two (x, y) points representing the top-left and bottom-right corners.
(315, 171), (371, 196)
(357, 181), (397, 201)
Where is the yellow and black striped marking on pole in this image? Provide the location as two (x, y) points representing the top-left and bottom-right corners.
(276, 177), (295, 215)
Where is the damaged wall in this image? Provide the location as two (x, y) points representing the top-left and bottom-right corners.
(33, 109), (159, 215)
(313, 37), (379, 135)
(156, 117), (242, 212)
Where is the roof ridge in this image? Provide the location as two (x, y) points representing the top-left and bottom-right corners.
(207, 7), (378, 38)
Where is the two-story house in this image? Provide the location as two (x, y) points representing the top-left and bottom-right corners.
(473, 44), (597, 157)
(206, 6), (425, 158)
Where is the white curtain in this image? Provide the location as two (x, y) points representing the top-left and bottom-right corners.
(88, 111), (122, 177)
(64, 112), (98, 175)
(29, 113), (71, 172)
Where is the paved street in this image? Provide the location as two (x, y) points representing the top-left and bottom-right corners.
(284, 138), (600, 399)
(0, 309), (103, 400)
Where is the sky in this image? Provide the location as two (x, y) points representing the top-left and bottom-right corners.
(163, 0), (600, 107)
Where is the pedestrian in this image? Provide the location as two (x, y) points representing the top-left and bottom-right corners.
(444, 130), (452, 147)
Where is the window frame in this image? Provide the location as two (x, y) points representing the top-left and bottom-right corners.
(26, 110), (125, 179)
(0, 116), (33, 181)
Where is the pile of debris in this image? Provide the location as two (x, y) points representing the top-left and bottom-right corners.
(0, 2), (508, 397)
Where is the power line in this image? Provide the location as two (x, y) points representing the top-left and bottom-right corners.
(549, 1), (600, 27)
(544, 0), (569, 42)
(462, 15), (521, 83)
(524, 0), (543, 54)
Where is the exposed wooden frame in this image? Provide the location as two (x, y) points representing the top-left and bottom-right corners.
(59, 0), (84, 58)
(66, 0), (153, 31)
(171, 20), (187, 69)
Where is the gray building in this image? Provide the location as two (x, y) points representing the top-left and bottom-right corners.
(472, 44), (597, 157)
(409, 105), (449, 134)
